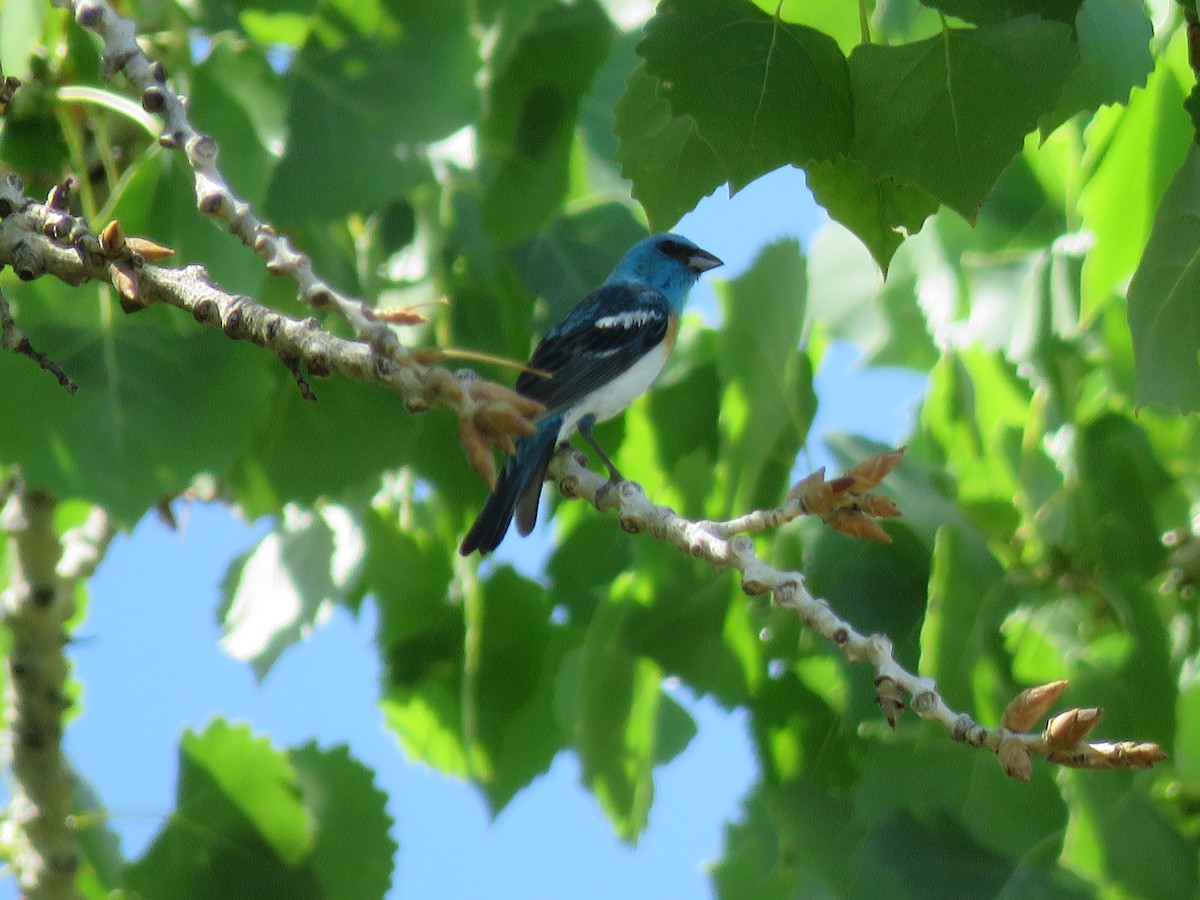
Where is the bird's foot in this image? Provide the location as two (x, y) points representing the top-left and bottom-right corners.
(594, 472), (630, 511)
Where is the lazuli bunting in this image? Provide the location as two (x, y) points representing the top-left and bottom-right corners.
(460, 233), (722, 555)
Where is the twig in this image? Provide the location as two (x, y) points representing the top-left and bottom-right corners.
(58, 0), (397, 350)
(0, 175), (542, 460)
(550, 449), (1166, 778)
(0, 285), (78, 393)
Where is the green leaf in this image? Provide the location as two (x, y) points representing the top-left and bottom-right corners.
(621, 547), (751, 707)
(574, 598), (662, 842)
(755, 0), (863, 55)
(1080, 31), (1192, 309)
(219, 504), (366, 679)
(126, 725), (395, 900)
(711, 779), (857, 900)
(1127, 144), (1200, 412)
(1040, 0), (1153, 136)
(578, 28), (641, 172)
(920, 526), (1007, 715)
(922, 0), (1081, 26)
(374, 508), (473, 779)
(0, 0), (46, 82)
(919, 349), (1032, 510)
(805, 222), (938, 370)
(226, 375), (429, 518)
(0, 283), (274, 524)
(74, 774), (126, 895)
(289, 743), (396, 900)
(1175, 653), (1200, 786)
(510, 202), (646, 327)
(848, 17), (1077, 221)
(364, 508), (455, 644)
(639, 0), (853, 190)
(804, 156), (937, 272)
(613, 65), (727, 230)
(748, 672), (844, 785)
(548, 516), (634, 624)
(125, 721), (315, 898)
(852, 812), (1023, 899)
(653, 692), (697, 765)
(710, 784), (813, 900)
(646, 345), (722, 516)
(1062, 771), (1198, 900)
(854, 740), (1068, 861)
(471, 567), (567, 812)
(0, 93), (69, 179)
(1072, 413), (1171, 580)
(803, 524), (931, 677)
(480, 0), (614, 242)
(443, 179), (539, 361)
(715, 238), (815, 513)
(237, 8), (315, 47)
(265, 1), (473, 223)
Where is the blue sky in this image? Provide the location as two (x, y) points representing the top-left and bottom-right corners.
(3, 166), (928, 899)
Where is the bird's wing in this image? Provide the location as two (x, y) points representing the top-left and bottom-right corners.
(515, 283), (672, 412)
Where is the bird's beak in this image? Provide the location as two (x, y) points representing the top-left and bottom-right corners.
(687, 249), (723, 273)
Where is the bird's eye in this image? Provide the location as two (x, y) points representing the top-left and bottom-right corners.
(657, 240), (689, 260)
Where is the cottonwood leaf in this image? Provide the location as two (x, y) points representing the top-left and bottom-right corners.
(849, 17), (1077, 221)
(1127, 144), (1200, 412)
(639, 0), (852, 190)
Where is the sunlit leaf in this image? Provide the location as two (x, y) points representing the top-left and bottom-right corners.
(1127, 145), (1200, 412)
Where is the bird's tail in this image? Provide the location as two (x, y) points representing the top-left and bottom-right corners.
(459, 414), (562, 556)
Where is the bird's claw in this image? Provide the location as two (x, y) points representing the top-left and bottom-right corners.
(595, 474), (623, 507)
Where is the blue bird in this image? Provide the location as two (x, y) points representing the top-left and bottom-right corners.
(460, 233), (723, 556)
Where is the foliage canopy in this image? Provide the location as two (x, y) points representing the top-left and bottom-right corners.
(1, 0), (1199, 896)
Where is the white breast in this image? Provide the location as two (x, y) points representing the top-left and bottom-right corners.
(556, 341), (671, 442)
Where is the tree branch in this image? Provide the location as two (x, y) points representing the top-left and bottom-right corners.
(551, 449), (1166, 779)
(1, 484), (112, 899)
(0, 174), (542, 471)
(30, 0), (1164, 789)
(57, 0), (398, 348)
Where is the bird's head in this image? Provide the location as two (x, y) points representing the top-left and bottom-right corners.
(609, 233), (723, 309)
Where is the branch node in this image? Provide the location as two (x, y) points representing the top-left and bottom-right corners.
(874, 675), (905, 728)
(158, 129), (184, 150)
(559, 474), (581, 499)
(618, 515), (642, 535)
(46, 178), (75, 212)
(197, 190), (227, 216)
(911, 689), (938, 715)
(952, 715), (985, 746)
(186, 133), (219, 166)
(74, 0), (104, 27)
(998, 736), (1033, 782)
(774, 579), (799, 603)
(141, 83), (166, 113)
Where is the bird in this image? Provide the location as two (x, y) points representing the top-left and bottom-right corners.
(460, 233), (723, 556)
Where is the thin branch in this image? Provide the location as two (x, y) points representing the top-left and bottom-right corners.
(36, 0), (1164, 786)
(0, 285), (78, 393)
(550, 450), (1166, 778)
(0, 188), (525, 415)
(58, 0), (399, 350)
